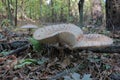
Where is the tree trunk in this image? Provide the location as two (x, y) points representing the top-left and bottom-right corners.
(68, 0), (71, 18)
(106, 0), (120, 32)
(78, 0), (84, 27)
(91, 0), (103, 27)
(39, 0), (42, 19)
(60, 7), (63, 22)
(7, 0), (13, 25)
(15, 0), (17, 26)
(51, 0), (55, 22)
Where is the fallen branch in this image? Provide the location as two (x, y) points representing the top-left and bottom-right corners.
(9, 40), (29, 49)
(0, 40), (29, 52)
(51, 44), (120, 53)
(7, 44), (32, 56)
(75, 45), (120, 53)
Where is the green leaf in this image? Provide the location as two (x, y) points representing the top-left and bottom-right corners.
(15, 59), (37, 69)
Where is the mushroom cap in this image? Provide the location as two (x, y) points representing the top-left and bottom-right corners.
(33, 23), (83, 44)
(21, 24), (38, 29)
(73, 34), (113, 48)
(33, 23), (113, 49)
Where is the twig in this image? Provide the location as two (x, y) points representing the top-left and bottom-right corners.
(76, 44), (120, 53)
(0, 40), (29, 52)
(51, 44), (120, 53)
(7, 44), (32, 56)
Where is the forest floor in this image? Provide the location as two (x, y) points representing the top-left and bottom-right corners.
(0, 20), (120, 80)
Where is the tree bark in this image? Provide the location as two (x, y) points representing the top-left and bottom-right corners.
(106, 0), (120, 32)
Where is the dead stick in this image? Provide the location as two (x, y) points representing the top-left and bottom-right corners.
(51, 44), (120, 53)
(7, 44), (32, 56)
(0, 40), (29, 52)
(76, 45), (120, 53)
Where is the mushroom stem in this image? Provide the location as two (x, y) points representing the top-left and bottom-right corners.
(28, 28), (31, 36)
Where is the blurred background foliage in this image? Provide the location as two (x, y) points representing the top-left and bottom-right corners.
(0, 0), (105, 26)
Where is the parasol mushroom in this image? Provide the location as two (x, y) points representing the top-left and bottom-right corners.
(33, 23), (83, 45)
(33, 23), (113, 49)
(72, 34), (113, 49)
(21, 24), (38, 35)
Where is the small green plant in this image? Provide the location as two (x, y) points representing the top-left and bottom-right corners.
(28, 37), (42, 52)
(15, 57), (48, 69)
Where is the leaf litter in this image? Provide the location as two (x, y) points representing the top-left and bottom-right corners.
(0, 25), (119, 80)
